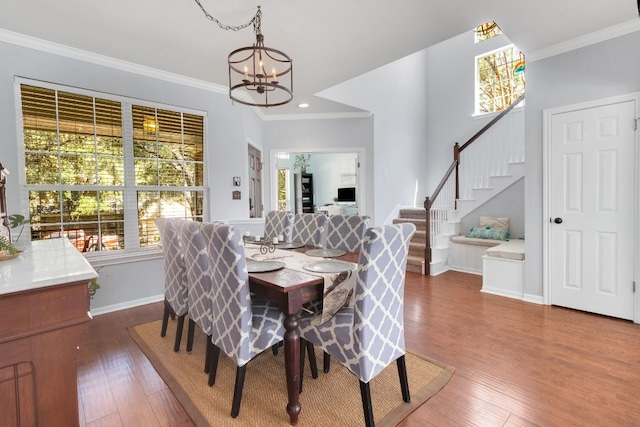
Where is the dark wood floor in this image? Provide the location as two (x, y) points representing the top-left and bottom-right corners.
(77, 271), (640, 426)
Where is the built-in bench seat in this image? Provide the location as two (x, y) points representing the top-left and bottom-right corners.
(482, 239), (525, 299)
(448, 235), (503, 274)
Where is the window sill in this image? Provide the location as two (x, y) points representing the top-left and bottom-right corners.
(472, 103), (524, 120)
(85, 247), (163, 268)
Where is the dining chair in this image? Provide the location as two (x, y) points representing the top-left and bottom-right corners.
(155, 217), (189, 352)
(263, 210), (294, 242)
(299, 223), (416, 427)
(202, 223), (286, 418)
(291, 213), (327, 246)
(180, 220), (215, 372)
(325, 214), (370, 252)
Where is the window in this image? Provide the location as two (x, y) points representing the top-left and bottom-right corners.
(475, 21), (502, 43)
(18, 81), (205, 255)
(277, 168), (290, 211)
(475, 45), (525, 114)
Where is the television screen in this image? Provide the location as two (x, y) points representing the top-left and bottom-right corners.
(337, 187), (356, 202)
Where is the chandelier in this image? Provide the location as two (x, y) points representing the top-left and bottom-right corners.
(194, 2), (293, 108)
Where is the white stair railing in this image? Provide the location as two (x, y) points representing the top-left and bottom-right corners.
(459, 108), (524, 200)
(424, 94), (525, 275)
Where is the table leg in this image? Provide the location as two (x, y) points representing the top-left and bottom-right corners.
(283, 313), (301, 425)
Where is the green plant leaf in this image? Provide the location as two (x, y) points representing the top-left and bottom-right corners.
(8, 214), (28, 228)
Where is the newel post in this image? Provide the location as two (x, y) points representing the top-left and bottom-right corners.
(453, 142), (460, 208)
(423, 196), (431, 276)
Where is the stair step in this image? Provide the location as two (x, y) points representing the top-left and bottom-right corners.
(399, 208), (426, 220)
(393, 218), (426, 231)
(406, 254), (424, 274)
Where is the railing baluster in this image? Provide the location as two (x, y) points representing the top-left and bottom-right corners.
(423, 94), (524, 275)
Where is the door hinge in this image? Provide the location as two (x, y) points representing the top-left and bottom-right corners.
(634, 281), (636, 293)
(635, 118), (638, 131)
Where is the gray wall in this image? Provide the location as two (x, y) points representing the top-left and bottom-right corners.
(424, 31), (518, 192)
(0, 39), (372, 313)
(0, 40), (261, 313)
(524, 31), (640, 298)
(315, 50), (429, 223)
(460, 179), (525, 239)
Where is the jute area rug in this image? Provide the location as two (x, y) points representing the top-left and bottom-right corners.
(129, 319), (454, 427)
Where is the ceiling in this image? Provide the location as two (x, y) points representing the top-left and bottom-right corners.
(1, 0), (638, 117)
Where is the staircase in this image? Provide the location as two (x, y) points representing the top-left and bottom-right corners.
(423, 94), (525, 276)
(393, 208), (427, 274)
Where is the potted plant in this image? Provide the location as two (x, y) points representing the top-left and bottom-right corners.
(293, 154), (311, 173)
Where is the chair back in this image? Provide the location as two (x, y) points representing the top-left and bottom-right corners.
(325, 214), (370, 252)
(291, 213), (327, 246)
(202, 223), (253, 366)
(264, 210), (294, 241)
(181, 220), (213, 335)
(353, 223), (415, 382)
(154, 218), (188, 316)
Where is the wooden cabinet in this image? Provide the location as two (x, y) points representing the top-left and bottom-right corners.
(298, 173), (314, 213)
(0, 239), (96, 427)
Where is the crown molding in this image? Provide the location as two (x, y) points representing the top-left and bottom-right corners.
(527, 19), (640, 62)
(258, 110), (372, 121)
(0, 29), (371, 122)
(0, 28), (229, 95)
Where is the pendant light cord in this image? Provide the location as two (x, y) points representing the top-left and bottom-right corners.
(193, 0), (260, 34)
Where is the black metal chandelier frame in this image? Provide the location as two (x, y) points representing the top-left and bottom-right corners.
(194, 2), (293, 108)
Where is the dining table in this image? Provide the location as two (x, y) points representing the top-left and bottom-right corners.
(246, 242), (359, 426)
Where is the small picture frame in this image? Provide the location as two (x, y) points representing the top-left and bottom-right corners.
(233, 176), (241, 186)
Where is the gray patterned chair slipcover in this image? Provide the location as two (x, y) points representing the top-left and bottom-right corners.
(201, 223), (286, 418)
(180, 220), (214, 370)
(291, 213), (327, 246)
(263, 210), (294, 241)
(155, 217), (189, 352)
(325, 214), (370, 252)
(299, 223), (416, 427)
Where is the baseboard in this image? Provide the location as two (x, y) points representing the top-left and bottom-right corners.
(90, 294), (164, 316)
(448, 266), (483, 275)
(523, 294), (544, 305)
(481, 288), (523, 300)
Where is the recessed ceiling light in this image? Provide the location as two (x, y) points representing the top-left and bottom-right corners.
(297, 103), (309, 108)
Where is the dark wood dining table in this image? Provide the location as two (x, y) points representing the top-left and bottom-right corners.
(248, 248), (358, 425)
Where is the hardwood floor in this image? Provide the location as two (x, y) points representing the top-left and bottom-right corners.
(77, 271), (640, 426)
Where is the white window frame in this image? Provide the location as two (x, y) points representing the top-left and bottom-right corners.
(474, 43), (525, 116)
(14, 78), (208, 266)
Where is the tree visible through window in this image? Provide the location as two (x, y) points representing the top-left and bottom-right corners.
(474, 22), (525, 115)
(476, 45), (525, 114)
(277, 168), (289, 211)
(19, 82), (205, 254)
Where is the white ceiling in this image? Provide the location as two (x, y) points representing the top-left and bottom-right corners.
(1, 0), (638, 117)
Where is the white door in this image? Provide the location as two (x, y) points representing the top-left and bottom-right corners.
(549, 100), (636, 320)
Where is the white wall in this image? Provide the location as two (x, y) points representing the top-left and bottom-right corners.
(524, 31), (640, 298)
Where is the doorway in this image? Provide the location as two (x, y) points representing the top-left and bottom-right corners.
(544, 96), (637, 320)
(248, 144), (262, 218)
(271, 150), (362, 215)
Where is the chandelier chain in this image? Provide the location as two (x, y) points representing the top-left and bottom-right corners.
(193, 0), (259, 33)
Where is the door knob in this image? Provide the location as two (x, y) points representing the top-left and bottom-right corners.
(553, 217), (563, 224)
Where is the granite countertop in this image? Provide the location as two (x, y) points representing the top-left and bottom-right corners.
(0, 238), (98, 295)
